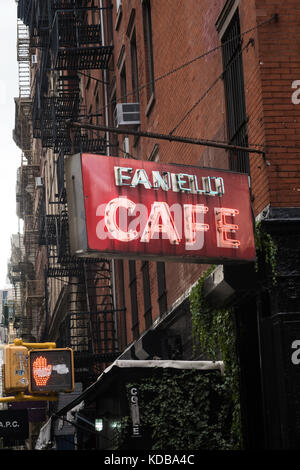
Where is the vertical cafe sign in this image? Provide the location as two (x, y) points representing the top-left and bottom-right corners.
(65, 154), (256, 264)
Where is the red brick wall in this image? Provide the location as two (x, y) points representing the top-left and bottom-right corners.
(253, 0), (300, 208)
(110, 0), (231, 342)
(239, 0), (271, 215)
(84, 0), (300, 344)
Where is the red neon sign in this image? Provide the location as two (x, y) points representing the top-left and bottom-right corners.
(65, 154), (256, 263)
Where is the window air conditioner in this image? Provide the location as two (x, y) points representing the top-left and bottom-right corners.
(32, 54), (38, 65)
(35, 177), (44, 189)
(114, 103), (140, 127)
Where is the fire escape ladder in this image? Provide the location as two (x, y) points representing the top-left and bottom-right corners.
(16, 156), (40, 221)
(7, 234), (26, 335)
(16, 0), (118, 383)
(17, 19), (31, 98)
(45, 211), (120, 384)
(55, 260), (119, 385)
(25, 279), (45, 341)
(30, 0), (51, 48)
(17, 0), (34, 27)
(37, 187), (47, 246)
(23, 214), (39, 269)
(72, 129), (107, 155)
(14, 18), (32, 161)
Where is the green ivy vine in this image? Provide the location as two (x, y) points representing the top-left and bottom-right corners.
(189, 266), (242, 449)
(122, 369), (236, 451)
(113, 222), (278, 451)
(254, 221), (278, 285)
(114, 266), (242, 451)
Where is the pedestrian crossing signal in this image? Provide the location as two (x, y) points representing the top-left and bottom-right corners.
(28, 348), (74, 394)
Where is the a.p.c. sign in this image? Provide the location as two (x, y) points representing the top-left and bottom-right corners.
(65, 154), (256, 264)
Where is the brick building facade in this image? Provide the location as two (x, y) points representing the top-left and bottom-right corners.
(10, 0), (300, 450)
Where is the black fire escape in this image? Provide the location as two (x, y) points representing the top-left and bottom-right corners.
(27, 0), (110, 156)
(17, 0), (119, 387)
(51, 8), (112, 71)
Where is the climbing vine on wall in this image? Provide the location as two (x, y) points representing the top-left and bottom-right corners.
(120, 223), (277, 450)
(116, 266), (243, 451)
(254, 221), (278, 285)
(124, 368), (235, 451)
(189, 266), (242, 449)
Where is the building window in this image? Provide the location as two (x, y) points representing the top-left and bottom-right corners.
(116, 0), (122, 14)
(109, 89), (119, 156)
(142, 261), (152, 329)
(157, 262), (167, 316)
(130, 29), (139, 103)
(148, 144), (159, 162)
(221, 9), (249, 174)
(142, 0), (155, 109)
(129, 260), (139, 339)
(120, 63), (127, 102)
(115, 0), (123, 30)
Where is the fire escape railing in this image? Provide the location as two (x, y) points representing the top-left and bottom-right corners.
(16, 0), (119, 386)
(14, 19), (33, 161)
(51, 9), (113, 71)
(17, 0), (33, 28)
(25, 0), (112, 156)
(40, 208), (120, 384)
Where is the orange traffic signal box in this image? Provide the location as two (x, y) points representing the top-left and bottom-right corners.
(3, 345), (29, 394)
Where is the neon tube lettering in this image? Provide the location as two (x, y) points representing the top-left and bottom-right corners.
(140, 202), (181, 245)
(114, 166), (133, 186)
(128, 203), (149, 235)
(95, 197), (243, 252)
(177, 173), (193, 192)
(104, 197), (138, 242)
(184, 204), (209, 250)
(113, 166), (225, 197)
(152, 171), (171, 191)
(191, 175), (205, 194)
(215, 207), (240, 249)
(96, 203), (109, 239)
(131, 169), (152, 189)
(211, 177), (225, 196)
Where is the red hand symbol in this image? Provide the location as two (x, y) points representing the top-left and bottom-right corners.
(32, 356), (52, 386)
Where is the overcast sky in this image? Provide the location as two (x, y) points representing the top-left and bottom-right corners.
(0, 1), (21, 288)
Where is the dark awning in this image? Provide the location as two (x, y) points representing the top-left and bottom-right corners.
(55, 359), (224, 417)
(35, 359), (224, 449)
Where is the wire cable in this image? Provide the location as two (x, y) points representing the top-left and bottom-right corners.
(77, 70), (110, 86)
(77, 14), (277, 119)
(70, 14), (278, 156)
(169, 38), (255, 136)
